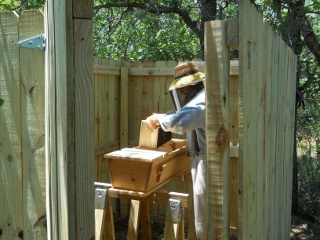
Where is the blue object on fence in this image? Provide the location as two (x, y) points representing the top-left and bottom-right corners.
(17, 34), (46, 51)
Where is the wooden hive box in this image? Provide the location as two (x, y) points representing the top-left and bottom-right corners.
(104, 139), (189, 194)
(139, 120), (172, 148)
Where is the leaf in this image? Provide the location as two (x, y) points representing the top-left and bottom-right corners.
(0, 98), (3, 107)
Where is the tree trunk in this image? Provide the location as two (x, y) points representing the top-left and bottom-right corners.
(200, 0), (217, 60)
(287, 0), (320, 65)
(291, 103), (299, 215)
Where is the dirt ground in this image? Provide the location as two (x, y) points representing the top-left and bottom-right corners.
(290, 215), (320, 240)
(114, 217), (165, 240)
(114, 214), (320, 240)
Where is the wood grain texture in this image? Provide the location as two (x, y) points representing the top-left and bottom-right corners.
(74, 18), (95, 239)
(127, 200), (140, 240)
(120, 67), (129, 149)
(72, 0), (94, 19)
(0, 11), (23, 239)
(44, 2), (59, 238)
(205, 20), (230, 240)
(19, 10), (46, 239)
(239, 1), (297, 239)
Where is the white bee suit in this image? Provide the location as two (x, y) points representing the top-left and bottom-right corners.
(153, 89), (208, 240)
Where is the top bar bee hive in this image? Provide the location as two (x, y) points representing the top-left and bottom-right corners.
(104, 121), (189, 194)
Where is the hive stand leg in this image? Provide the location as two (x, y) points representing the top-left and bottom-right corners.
(120, 199), (129, 219)
(127, 200), (141, 240)
(163, 199), (185, 240)
(95, 188), (115, 240)
(103, 198), (115, 240)
(177, 212), (185, 240)
(140, 201), (151, 239)
(187, 197), (196, 240)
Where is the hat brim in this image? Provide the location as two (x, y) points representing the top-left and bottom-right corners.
(169, 72), (205, 90)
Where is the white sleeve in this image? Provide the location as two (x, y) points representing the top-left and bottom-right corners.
(155, 92), (205, 135)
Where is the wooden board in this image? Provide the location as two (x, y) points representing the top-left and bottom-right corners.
(238, 1), (297, 239)
(19, 10), (46, 239)
(204, 20), (230, 239)
(45, 1), (95, 238)
(0, 11), (23, 239)
(74, 18), (95, 239)
(139, 120), (171, 148)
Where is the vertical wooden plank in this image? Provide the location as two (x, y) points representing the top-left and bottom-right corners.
(19, 10), (46, 239)
(120, 67), (129, 149)
(255, 9), (266, 240)
(284, 49), (297, 239)
(108, 60), (117, 143)
(140, 201), (151, 239)
(187, 195), (197, 240)
(269, 29), (280, 240)
(163, 203), (183, 240)
(273, 35), (282, 240)
(73, 0), (94, 19)
(279, 40), (289, 240)
(0, 11), (23, 239)
(145, 61), (156, 119)
(95, 188), (115, 240)
(127, 200), (140, 240)
(120, 67), (129, 219)
(283, 46), (295, 238)
(205, 20), (230, 240)
(99, 58), (112, 184)
(45, 1), (59, 238)
(229, 60), (239, 238)
(129, 62), (143, 146)
(94, 58), (102, 181)
(244, 2), (257, 237)
(45, 0), (95, 238)
(229, 73), (239, 238)
(165, 60), (178, 113)
(154, 61), (167, 114)
(263, 20), (274, 240)
(238, 1), (254, 239)
(74, 18), (95, 239)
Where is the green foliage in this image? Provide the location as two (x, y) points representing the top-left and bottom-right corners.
(93, 1), (202, 61)
(0, 0), (44, 13)
(297, 154), (320, 215)
(93, 0), (238, 61)
(297, 97), (320, 215)
(0, 98), (3, 107)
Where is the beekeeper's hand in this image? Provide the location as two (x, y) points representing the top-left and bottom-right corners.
(146, 114), (160, 131)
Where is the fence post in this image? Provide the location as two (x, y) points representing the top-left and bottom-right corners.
(45, 0), (94, 239)
(205, 20), (230, 239)
(120, 67), (129, 149)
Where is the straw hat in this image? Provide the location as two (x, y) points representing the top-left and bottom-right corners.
(169, 61), (205, 90)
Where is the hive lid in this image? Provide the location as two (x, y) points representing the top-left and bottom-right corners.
(105, 148), (167, 161)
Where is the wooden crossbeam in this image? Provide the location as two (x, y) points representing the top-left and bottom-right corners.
(108, 188), (189, 208)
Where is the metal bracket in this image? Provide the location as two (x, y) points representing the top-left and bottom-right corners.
(17, 34), (46, 51)
(95, 188), (107, 210)
(168, 199), (182, 223)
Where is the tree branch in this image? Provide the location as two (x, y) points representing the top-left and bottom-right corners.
(305, 11), (320, 15)
(7, 0), (27, 10)
(94, 2), (202, 39)
(287, 0), (320, 66)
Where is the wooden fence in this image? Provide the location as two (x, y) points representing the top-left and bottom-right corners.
(203, 1), (297, 239)
(0, 1), (297, 239)
(0, 10), (46, 239)
(238, 2), (296, 239)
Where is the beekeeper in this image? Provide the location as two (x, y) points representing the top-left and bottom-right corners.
(146, 61), (208, 240)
